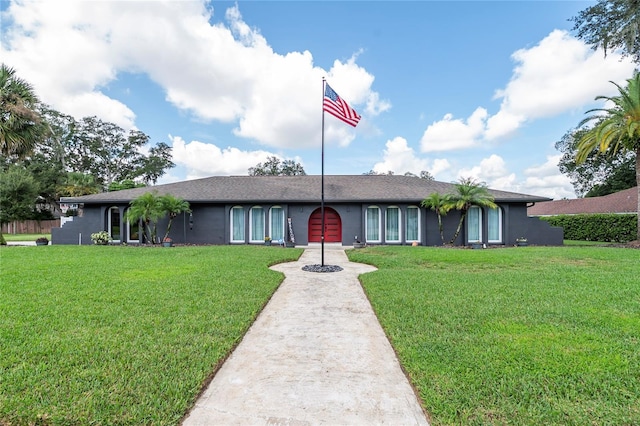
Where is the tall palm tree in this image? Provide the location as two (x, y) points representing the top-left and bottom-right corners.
(0, 64), (44, 158)
(125, 192), (163, 244)
(159, 194), (190, 241)
(448, 177), (497, 245)
(577, 72), (640, 241)
(421, 192), (452, 244)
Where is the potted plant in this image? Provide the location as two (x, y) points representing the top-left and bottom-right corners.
(264, 237), (272, 246)
(516, 237), (528, 247)
(91, 231), (111, 245)
(162, 237), (173, 247)
(35, 237), (49, 246)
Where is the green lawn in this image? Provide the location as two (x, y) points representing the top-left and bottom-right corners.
(0, 245), (302, 425)
(347, 246), (640, 425)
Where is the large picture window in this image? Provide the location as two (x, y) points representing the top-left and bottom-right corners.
(467, 206), (482, 242)
(231, 206), (244, 242)
(366, 206), (381, 242)
(250, 206), (265, 243)
(488, 207), (502, 243)
(270, 206), (285, 241)
(386, 206), (401, 242)
(406, 206), (420, 242)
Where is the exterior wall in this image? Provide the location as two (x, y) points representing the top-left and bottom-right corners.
(51, 200), (563, 246)
(506, 204), (564, 246)
(51, 205), (103, 245)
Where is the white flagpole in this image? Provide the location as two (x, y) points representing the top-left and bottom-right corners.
(321, 78), (326, 266)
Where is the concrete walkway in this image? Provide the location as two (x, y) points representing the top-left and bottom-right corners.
(182, 245), (429, 425)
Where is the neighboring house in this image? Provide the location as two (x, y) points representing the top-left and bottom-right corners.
(52, 175), (563, 246)
(528, 187), (638, 216)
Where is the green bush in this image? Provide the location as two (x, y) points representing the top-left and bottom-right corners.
(540, 213), (637, 242)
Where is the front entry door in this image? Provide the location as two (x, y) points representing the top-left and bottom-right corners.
(308, 207), (342, 243)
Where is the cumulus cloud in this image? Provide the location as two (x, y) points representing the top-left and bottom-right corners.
(170, 135), (288, 179)
(420, 108), (488, 152)
(0, 1), (389, 149)
(419, 29), (635, 150)
(520, 154), (575, 199)
(372, 136), (451, 176)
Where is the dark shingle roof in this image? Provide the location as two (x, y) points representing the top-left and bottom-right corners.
(61, 175), (552, 204)
(528, 187), (638, 216)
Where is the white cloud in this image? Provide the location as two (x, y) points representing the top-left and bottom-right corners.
(0, 1), (388, 148)
(520, 154), (575, 199)
(418, 29), (635, 149)
(451, 154), (574, 200)
(373, 136), (451, 176)
(457, 154), (515, 185)
(170, 135), (283, 179)
(420, 108), (488, 152)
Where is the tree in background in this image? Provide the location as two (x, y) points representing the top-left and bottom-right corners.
(556, 125), (636, 197)
(248, 156), (306, 176)
(0, 64), (46, 159)
(576, 73), (640, 241)
(447, 178), (497, 245)
(0, 166), (39, 244)
(58, 172), (102, 197)
(571, 0), (640, 63)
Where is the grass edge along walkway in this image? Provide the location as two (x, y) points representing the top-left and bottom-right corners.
(347, 245), (640, 426)
(0, 245), (302, 425)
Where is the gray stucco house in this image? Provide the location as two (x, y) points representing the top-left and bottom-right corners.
(52, 175), (563, 246)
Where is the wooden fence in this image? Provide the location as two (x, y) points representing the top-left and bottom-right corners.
(2, 219), (60, 234)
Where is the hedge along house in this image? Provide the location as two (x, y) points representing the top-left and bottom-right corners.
(52, 175), (563, 246)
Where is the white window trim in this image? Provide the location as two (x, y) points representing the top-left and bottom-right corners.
(467, 206), (482, 243)
(125, 208), (140, 243)
(108, 206), (121, 243)
(269, 206), (285, 243)
(488, 207), (503, 243)
(249, 206), (265, 243)
(366, 206), (381, 243)
(406, 205), (421, 243)
(385, 206), (402, 243)
(230, 206), (245, 243)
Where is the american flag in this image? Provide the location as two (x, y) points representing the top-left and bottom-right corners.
(323, 83), (361, 127)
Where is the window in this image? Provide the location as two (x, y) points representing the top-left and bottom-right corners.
(231, 206), (244, 242)
(488, 207), (502, 243)
(270, 206), (285, 242)
(366, 206), (381, 242)
(386, 206), (401, 242)
(406, 206), (420, 242)
(108, 206), (121, 243)
(250, 206), (265, 243)
(125, 208), (140, 243)
(467, 206), (482, 242)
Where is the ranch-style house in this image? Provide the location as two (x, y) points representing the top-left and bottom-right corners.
(52, 174), (563, 246)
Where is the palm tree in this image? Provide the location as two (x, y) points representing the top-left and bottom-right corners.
(421, 192), (452, 244)
(0, 64), (44, 158)
(447, 177), (497, 245)
(577, 72), (640, 241)
(159, 194), (190, 242)
(125, 192), (163, 244)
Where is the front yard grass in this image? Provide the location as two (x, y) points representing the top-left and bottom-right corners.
(0, 245), (302, 425)
(347, 246), (640, 425)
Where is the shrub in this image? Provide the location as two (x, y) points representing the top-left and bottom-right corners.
(540, 213), (637, 242)
(91, 231), (111, 245)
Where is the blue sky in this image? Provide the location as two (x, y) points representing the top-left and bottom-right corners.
(1, 1), (636, 199)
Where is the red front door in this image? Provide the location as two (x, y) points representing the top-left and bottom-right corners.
(308, 207), (342, 243)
